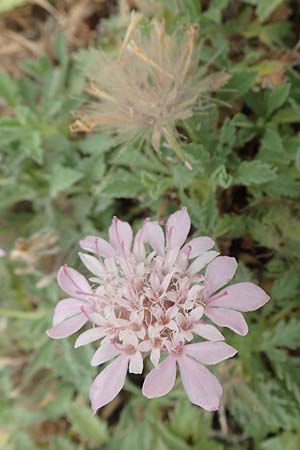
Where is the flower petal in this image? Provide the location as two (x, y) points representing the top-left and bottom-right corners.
(192, 323), (224, 341)
(185, 342), (237, 365)
(74, 327), (106, 348)
(79, 253), (105, 278)
(133, 227), (146, 260)
(208, 282), (270, 312)
(79, 235), (116, 257)
(182, 237), (215, 258)
(109, 217), (133, 254)
(57, 265), (92, 299)
(52, 298), (87, 326)
(144, 221), (165, 256)
(188, 251), (219, 276)
(150, 348), (161, 368)
(142, 355), (176, 398)
(90, 355), (129, 413)
(47, 314), (88, 339)
(205, 256), (238, 294)
(129, 352), (143, 374)
(166, 207), (190, 249)
(178, 355), (222, 411)
(91, 342), (121, 366)
(205, 306), (248, 336)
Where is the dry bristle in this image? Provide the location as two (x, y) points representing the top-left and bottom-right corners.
(118, 11), (143, 61)
(127, 40), (174, 79)
(179, 24), (199, 85)
(71, 16), (226, 163)
(86, 83), (117, 103)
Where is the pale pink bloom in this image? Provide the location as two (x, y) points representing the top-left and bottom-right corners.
(0, 249), (5, 257)
(47, 207), (269, 412)
(47, 265), (93, 339)
(143, 342), (237, 411)
(201, 256), (270, 335)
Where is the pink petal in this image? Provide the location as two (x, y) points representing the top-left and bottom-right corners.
(74, 327), (106, 348)
(79, 253), (105, 278)
(79, 235), (116, 257)
(150, 348), (161, 368)
(133, 227), (146, 260)
(188, 251), (219, 276)
(208, 282), (270, 312)
(178, 355), (222, 411)
(57, 266), (92, 299)
(205, 256), (238, 294)
(129, 352), (143, 374)
(182, 237), (215, 258)
(142, 355), (176, 398)
(0, 248), (5, 257)
(109, 217), (133, 254)
(90, 355), (129, 413)
(192, 323), (224, 341)
(144, 221), (165, 256)
(47, 314), (88, 339)
(166, 207), (190, 249)
(184, 342), (237, 365)
(91, 342), (121, 366)
(205, 306), (248, 336)
(52, 298), (87, 326)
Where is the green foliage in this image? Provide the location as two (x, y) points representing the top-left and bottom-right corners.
(1, 0), (300, 449)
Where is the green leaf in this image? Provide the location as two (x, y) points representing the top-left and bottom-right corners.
(266, 84), (291, 117)
(0, 74), (20, 106)
(262, 432), (300, 450)
(272, 107), (300, 124)
(67, 402), (109, 447)
(256, 0), (284, 23)
(203, 0), (230, 23)
(101, 169), (145, 198)
(49, 165), (83, 197)
(77, 134), (114, 155)
(259, 128), (284, 164)
(271, 269), (299, 304)
(155, 421), (191, 450)
(141, 171), (172, 200)
(218, 71), (257, 101)
(235, 160), (277, 185)
(212, 165), (233, 188)
(23, 130), (44, 164)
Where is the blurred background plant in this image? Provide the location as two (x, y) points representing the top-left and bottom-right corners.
(1, 1), (300, 449)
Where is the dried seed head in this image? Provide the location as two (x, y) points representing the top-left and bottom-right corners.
(71, 15), (228, 164)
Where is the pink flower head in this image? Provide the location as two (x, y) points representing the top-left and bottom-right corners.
(47, 207), (270, 413)
(0, 249), (5, 257)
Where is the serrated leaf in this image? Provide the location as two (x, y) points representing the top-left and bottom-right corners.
(101, 169), (144, 198)
(235, 160), (277, 185)
(49, 165), (83, 197)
